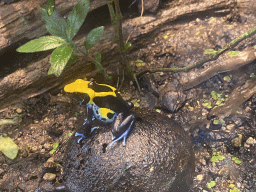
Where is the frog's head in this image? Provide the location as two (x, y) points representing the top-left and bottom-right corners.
(64, 79), (117, 105)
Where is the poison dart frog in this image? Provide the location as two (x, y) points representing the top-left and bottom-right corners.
(64, 79), (136, 146)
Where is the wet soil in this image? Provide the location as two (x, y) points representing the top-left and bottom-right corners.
(1, 0), (256, 191)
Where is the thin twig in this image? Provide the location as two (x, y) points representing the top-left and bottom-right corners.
(126, 0), (144, 43)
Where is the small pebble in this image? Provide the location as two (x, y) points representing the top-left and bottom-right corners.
(43, 173), (56, 181)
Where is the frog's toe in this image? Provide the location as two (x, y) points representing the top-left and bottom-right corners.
(83, 119), (87, 125)
(75, 132), (86, 143)
(83, 117), (95, 125)
(109, 125), (132, 147)
(91, 126), (98, 133)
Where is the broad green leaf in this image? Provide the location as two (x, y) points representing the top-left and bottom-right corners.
(48, 46), (73, 76)
(66, 54), (78, 67)
(204, 49), (218, 55)
(47, 0), (55, 16)
(84, 26), (104, 50)
(41, 5), (67, 40)
(17, 36), (66, 53)
(66, 0), (90, 40)
(0, 137), (18, 159)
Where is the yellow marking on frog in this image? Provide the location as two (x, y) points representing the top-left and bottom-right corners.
(64, 79), (117, 99)
(98, 108), (114, 119)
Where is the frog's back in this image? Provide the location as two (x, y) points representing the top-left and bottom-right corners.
(93, 93), (130, 114)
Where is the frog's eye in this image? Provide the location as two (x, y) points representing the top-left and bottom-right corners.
(107, 113), (114, 119)
(89, 80), (94, 86)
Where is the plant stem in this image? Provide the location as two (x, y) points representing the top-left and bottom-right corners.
(137, 25), (256, 77)
(107, 0), (140, 90)
(75, 46), (108, 78)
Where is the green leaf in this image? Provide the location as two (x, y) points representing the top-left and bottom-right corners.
(41, 5), (67, 40)
(211, 156), (219, 163)
(66, 54), (78, 67)
(66, 0), (90, 40)
(211, 152), (225, 162)
(232, 156), (242, 164)
(211, 90), (217, 100)
(17, 36), (66, 53)
(204, 49), (218, 55)
(136, 60), (146, 67)
(0, 137), (18, 159)
(224, 76), (231, 82)
(207, 181), (216, 189)
(227, 51), (240, 57)
(47, 0), (55, 16)
(95, 53), (103, 70)
(216, 100), (222, 106)
(250, 73), (255, 78)
(124, 42), (132, 52)
(217, 93), (222, 98)
(131, 99), (140, 107)
(213, 119), (220, 125)
(202, 101), (212, 109)
(50, 149), (56, 154)
(84, 26), (104, 50)
(48, 46), (73, 76)
(95, 53), (101, 64)
(52, 142), (59, 149)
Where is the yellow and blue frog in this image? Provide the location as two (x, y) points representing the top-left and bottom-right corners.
(64, 79), (136, 146)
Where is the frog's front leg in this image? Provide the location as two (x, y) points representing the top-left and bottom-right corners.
(109, 113), (136, 146)
(75, 106), (95, 143)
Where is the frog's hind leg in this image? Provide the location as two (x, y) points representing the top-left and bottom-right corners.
(109, 117), (135, 147)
